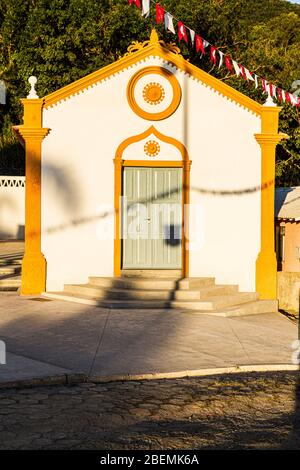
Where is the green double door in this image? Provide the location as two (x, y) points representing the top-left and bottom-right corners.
(122, 167), (182, 269)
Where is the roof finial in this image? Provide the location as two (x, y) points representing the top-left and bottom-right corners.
(150, 28), (159, 44)
(264, 91), (276, 107)
(27, 76), (39, 99)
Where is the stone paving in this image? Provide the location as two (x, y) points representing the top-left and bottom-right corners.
(0, 372), (300, 450)
(0, 292), (298, 385)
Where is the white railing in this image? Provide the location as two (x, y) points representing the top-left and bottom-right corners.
(0, 176), (25, 239)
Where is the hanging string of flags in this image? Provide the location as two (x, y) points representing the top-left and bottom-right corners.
(128, 0), (300, 107)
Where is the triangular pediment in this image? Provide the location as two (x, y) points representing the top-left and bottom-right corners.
(43, 29), (262, 116)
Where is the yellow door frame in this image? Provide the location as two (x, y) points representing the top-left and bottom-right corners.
(114, 126), (191, 278)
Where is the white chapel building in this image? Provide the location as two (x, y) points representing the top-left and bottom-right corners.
(14, 30), (285, 313)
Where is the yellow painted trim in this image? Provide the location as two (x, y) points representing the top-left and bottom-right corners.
(123, 160), (183, 167)
(43, 36), (262, 116)
(114, 127), (190, 278)
(255, 107), (288, 299)
(127, 66), (181, 121)
(115, 125), (189, 162)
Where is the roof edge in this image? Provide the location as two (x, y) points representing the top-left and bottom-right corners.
(43, 40), (263, 116)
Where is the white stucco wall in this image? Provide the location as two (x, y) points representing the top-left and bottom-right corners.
(42, 56), (261, 291)
(0, 177), (25, 240)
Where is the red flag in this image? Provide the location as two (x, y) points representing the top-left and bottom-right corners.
(225, 55), (233, 72)
(178, 21), (188, 44)
(285, 92), (292, 103)
(261, 78), (268, 93)
(195, 35), (205, 54)
(277, 88), (283, 102)
(210, 46), (217, 65)
(239, 64), (247, 80)
(128, 0), (141, 8)
(156, 3), (164, 23)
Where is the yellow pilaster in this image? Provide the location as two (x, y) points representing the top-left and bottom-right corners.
(18, 99), (50, 294)
(255, 105), (287, 299)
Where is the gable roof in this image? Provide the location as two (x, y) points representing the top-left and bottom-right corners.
(275, 187), (300, 221)
(43, 29), (262, 116)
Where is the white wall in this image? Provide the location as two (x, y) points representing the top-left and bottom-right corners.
(42, 56), (261, 292)
(0, 177), (25, 240)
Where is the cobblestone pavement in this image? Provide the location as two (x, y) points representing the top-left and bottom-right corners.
(0, 372), (300, 450)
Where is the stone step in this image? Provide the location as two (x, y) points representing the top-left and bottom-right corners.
(121, 269), (182, 279)
(0, 266), (21, 275)
(88, 276), (215, 291)
(51, 288), (258, 310)
(41, 293), (275, 317)
(174, 284), (238, 300)
(217, 300), (278, 317)
(171, 292), (259, 311)
(0, 276), (21, 291)
(63, 283), (238, 301)
(0, 258), (22, 266)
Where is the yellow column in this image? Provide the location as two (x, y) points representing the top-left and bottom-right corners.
(18, 99), (50, 294)
(255, 105), (286, 299)
(114, 158), (122, 277)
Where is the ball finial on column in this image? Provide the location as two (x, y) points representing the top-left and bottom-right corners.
(27, 76), (39, 99)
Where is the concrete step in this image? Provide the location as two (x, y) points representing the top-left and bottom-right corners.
(174, 284), (238, 300)
(63, 283), (238, 301)
(88, 276), (215, 291)
(171, 292), (259, 311)
(0, 276), (21, 291)
(121, 269), (182, 279)
(217, 300), (278, 317)
(0, 266), (21, 275)
(43, 292), (171, 309)
(0, 258), (22, 266)
(41, 293), (276, 317)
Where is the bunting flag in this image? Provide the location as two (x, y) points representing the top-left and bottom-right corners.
(126, 0), (298, 107)
(225, 55), (233, 72)
(189, 29), (195, 46)
(178, 21), (188, 44)
(156, 3), (164, 24)
(128, 0), (141, 8)
(253, 74), (259, 89)
(195, 35), (205, 55)
(245, 68), (255, 82)
(261, 78), (268, 94)
(218, 51), (224, 69)
(210, 46), (217, 65)
(277, 88), (283, 102)
(142, 0), (150, 17)
(164, 12), (175, 34)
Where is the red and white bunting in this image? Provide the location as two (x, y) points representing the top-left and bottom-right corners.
(127, 0), (298, 107)
(178, 21), (188, 44)
(156, 3), (164, 24)
(164, 12), (175, 34)
(128, 0), (141, 8)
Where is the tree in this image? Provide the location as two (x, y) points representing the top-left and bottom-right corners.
(0, 0), (299, 183)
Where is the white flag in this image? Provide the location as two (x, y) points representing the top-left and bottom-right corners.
(202, 39), (210, 50)
(253, 74), (259, 89)
(189, 29), (195, 46)
(218, 51), (224, 68)
(164, 12), (175, 34)
(245, 68), (255, 82)
(142, 0), (150, 17)
(232, 60), (241, 77)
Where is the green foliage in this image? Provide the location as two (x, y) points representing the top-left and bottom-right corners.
(0, 0), (299, 185)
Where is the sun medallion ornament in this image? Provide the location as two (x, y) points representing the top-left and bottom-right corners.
(144, 140), (160, 157)
(142, 83), (165, 106)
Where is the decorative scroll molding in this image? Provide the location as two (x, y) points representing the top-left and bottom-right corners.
(0, 177), (25, 188)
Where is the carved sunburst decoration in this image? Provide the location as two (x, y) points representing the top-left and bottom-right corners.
(144, 140), (160, 157)
(142, 83), (165, 105)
